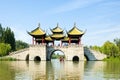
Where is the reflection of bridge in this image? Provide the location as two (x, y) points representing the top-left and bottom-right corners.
(6, 44), (106, 61)
(1, 60), (84, 79)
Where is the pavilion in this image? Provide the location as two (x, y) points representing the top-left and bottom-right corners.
(28, 23), (84, 46)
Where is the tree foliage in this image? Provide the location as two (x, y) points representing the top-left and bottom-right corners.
(0, 43), (11, 56)
(102, 41), (119, 57)
(90, 40), (120, 58)
(90, 45), (101, 51)
(114, 38), (120, 50)
(0, 24), (3, 42)
(0, 24), (15, 51)
(16, 40), (29, 50)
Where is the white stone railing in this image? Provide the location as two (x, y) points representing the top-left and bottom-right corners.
(9, 48), (29, 55)
(47, 44), (83, 48)
(30, 44), (46, 47)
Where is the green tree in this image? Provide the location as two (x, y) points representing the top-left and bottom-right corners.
(16, 40), (29, 50)
(90, 45), (101, 51)
(114, 38), (120, 56)
(0, 24), (3, 42)
(114, 38), (120, 50)
(102, 41), (119, 57)
(2, 27), (15, 51)
(0, 43), (11, 56)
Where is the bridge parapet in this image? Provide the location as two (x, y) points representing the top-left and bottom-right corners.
(47, 44), (83, 48)
(9, 48), (29, 55)
(30, 44), (46, 47)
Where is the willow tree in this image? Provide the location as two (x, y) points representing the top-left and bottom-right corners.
(102, 41), (119, 57)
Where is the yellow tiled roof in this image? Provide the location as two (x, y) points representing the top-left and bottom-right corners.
(51, 24), (63, 33)
(51, 34), (64, 39)
(29, 27), (45, 36)
(45, 36), (53, 41)
(62, 37), (69, 41)
(52, 27), (63, 33)
(68, 27), (84, 35)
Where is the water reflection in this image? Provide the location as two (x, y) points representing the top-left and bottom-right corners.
(47, 59), (65, 80)
(84, 61), (106, 80)
(46, 59), (84, 80)
(0, 61), (120, 80)
(84, 61), (120, 80)
(103, 61), (120, 80)
(0, 60), (84, 80)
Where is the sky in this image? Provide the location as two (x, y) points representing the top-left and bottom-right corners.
(0, 0), (120, 46)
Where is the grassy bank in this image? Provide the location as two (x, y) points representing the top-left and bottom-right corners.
(0, 57), (17, 61)
(103, 57), (120, 61)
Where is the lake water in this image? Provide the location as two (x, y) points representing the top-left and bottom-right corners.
(0, 60), (120, 80)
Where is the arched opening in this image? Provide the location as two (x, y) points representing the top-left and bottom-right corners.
(72, 56), (79, 61)
(50, 49), (65, 61)
(84, 54), (89, 61)
(34, 56), (41, 61)
(26, 54), (29, 61)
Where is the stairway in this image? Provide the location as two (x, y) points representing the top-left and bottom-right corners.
(84, 47), (107, 61)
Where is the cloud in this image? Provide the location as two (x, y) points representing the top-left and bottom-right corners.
(89, 25), (120, 35)
(83, 25), (120, 46)
(46, 0), (103, 14)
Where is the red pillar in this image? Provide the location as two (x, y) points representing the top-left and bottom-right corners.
(42, 37), (44, 44)
(43, 39), (45, 44)
(32, 37), (34, 45)
(78, 38), (81, 45)
(80, 38), (81, 44)
(69, 37), (71, 45)
(35, 40), (37, 45)
(78, 38), (80, 45)
(53, 41), (54, 46)
(61, 40), (62, 47)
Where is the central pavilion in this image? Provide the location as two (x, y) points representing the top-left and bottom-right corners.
(28, 23), (84, 46)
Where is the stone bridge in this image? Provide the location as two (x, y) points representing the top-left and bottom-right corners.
(46, 44), (84, 61)
(5, 45), (106, 61)
(84, 47), (107, 60)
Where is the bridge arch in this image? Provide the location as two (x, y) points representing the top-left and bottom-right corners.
(50, 49), (65, 60)
(84, 54), (89, 61)
(34, 56), (41, 61)
(26, 54), (29, 61)
(72, 56), (79, 61)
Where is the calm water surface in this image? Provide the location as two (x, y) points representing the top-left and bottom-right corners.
(0, 60), (120, 80)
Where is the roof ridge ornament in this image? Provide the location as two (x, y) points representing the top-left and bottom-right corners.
(57, 23), (59, 27)
(38, 23), (40, 28)
(74, 22), (76, 27)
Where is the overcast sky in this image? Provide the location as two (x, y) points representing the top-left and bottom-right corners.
(0, 0), (120, 46)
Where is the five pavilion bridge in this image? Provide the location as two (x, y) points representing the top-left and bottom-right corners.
(5, 23), (106, 61)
